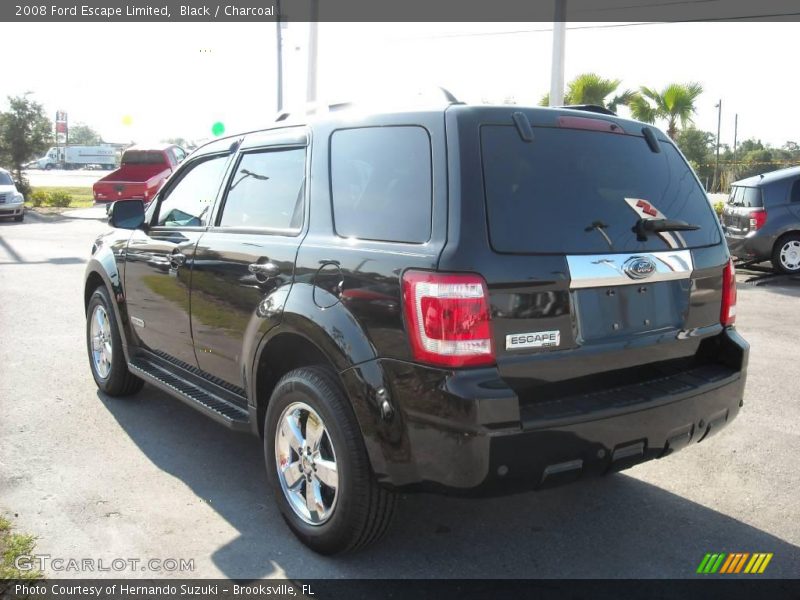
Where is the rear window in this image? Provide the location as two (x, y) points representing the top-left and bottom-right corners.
(480, 125), (720, 254)
(728, 185), (763, 208)
(122, 150), (167, 165)
(330, 126), (432, 243)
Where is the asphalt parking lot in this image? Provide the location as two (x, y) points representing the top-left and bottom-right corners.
(0, 209), (799, 579)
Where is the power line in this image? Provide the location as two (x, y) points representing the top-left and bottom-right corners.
(400, 15), (800, 41)
(401, 22), (668, 41)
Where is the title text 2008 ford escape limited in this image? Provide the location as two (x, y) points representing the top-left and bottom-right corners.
(84, 103), (748, 554)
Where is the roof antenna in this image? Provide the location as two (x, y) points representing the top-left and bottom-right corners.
(438, 87), (460, 104)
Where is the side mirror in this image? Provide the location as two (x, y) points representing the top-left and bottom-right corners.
(108, 200), (146, 230)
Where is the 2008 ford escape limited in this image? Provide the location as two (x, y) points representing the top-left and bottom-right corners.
(84, 102), (748, 554)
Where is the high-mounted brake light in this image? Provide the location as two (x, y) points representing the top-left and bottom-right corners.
(721, 259), (737, 327)
(401, 270), (495, 368)
(749, 209), (767, 231)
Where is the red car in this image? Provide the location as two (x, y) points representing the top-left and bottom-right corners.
(93, 144), (186, 204)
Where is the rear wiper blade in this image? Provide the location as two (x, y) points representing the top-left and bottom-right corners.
(633, 218), (699, 242)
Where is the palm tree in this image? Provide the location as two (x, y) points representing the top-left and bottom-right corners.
(539, 73), (636, 112)
(628, 82), (704, 139)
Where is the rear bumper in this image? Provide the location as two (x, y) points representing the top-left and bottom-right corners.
(725, 232), (773, 262)
(343, 329), (748, 495)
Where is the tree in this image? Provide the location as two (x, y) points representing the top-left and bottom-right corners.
(539, 73), (635, 111)
(738, 139), (764, 153)
(628, 82), (704, 139)
(0, 95), (53, 193)
(69, 122), (102, 145)
(162, 137), (189, 148)
(675, 128), (715, 183)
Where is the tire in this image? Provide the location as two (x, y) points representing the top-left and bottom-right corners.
(13, 214), (23, 222)
(86, 286), (144, 396)
(264, 366), (396, 554)
(771, 233), (800, 274)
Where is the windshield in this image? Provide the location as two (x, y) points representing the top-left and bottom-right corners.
(0, 172), (13, 185)
(122, 150), (167, 165)
(727, 186), (763, 208)
(480, 125), (720, 254)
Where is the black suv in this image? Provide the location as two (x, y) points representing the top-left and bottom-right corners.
(84, 104), (748, 554)
(722, 166), (800, 274)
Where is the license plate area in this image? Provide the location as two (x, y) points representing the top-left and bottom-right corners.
(573, 280), (690, 343)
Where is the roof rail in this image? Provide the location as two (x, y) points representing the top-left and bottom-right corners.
(274, 88), (461, 122)
(560, 104), (617, 116)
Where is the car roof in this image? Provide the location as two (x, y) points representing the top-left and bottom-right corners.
(191, 103), (671, 157)
(733, 165), (800, 188)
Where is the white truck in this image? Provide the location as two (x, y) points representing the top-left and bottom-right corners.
(32, 145), (117, 170)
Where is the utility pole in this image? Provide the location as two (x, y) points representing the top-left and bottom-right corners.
(275, 0), (283, 111)
(306, 0), (319, 106)
(732, 113), (739, 179)
(713, 99), (722, 192)
(549, 0), (567, 106)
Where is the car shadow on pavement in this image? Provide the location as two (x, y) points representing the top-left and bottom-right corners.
(101, 386), (800, 580)
(737, 266), (800, 299)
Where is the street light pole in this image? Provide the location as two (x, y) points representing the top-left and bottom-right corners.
(306, 0), (319, 106)
(275, 0), (283, 111)
(732, 113), (739, 179)
(713, 99), (722, 192)
(549, 0), (567, 106)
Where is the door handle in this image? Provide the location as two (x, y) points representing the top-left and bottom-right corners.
(170, 252), (186, 267)
(248, 262), (280, 278)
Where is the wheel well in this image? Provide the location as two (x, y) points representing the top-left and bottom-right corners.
(255, 333), (336, 437)
(775, 231), (800, 246)
(84, 272), (105, 312)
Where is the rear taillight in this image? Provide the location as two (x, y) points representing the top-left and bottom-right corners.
(721, 259), (737, 326)
(749, 210), (767, 231)
(401, 270), (495, 368)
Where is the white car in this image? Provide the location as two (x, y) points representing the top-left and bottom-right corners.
(0, 169), (25, 222)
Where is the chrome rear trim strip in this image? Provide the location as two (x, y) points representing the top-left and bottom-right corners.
(567, 249), (693, 289)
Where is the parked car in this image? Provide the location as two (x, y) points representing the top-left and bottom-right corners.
(722, 166), (800, 274)
(84, 103), (748, 555)
(0, 169), (25, 222)
(92, 144), (186, 204)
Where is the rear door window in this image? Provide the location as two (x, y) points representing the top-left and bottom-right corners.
(219, 148), (306, 232)
(480, 125), (721, 254)
(330, 126), (432, 243)
(790, 180), (800, 203)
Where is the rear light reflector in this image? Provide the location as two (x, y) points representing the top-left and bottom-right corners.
(401, 270), (495, 368)
(749, 210), (767, 231)
(721, 258), (737, 326)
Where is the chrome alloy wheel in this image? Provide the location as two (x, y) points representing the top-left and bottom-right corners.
(90, 304), (113, 379)
(780, 240), (800, 272)
(275, 401), (339, 525)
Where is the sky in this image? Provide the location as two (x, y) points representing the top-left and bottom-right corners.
(1, 21), (797, 149)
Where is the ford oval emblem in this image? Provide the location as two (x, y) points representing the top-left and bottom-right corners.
(623, 256), (657, 279)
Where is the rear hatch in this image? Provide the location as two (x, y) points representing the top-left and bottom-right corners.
(442, 106), (729, 401)
(722, 185), (764, 236)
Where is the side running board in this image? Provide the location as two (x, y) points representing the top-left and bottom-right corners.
(129, 358), (250, 431)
